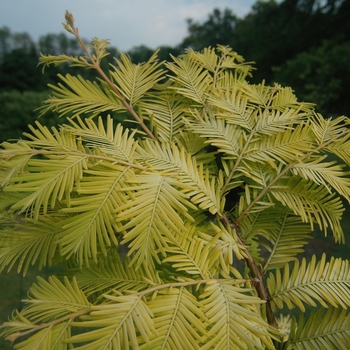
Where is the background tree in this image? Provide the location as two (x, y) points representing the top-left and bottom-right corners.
(0, 29), (45, 91)
(181, 8), (238, 51)
(0, 26), (12, 61)
(0, 90), (60, 142)
(127, 44), (181, 64)
(0, 11), (350, 349)
(272, 40), (350, 116)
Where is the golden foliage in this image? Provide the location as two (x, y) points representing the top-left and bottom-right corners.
(1, 11), (349, 349)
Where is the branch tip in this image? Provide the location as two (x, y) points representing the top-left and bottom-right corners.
(65, 10), (75, 27)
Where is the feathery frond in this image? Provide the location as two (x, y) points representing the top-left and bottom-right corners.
(3, 321), (72, 350)
(21, 276), (90, 323)
(271, 177), (344, 241)
(57, 163), (129, 264)
(245, 123), (313, 165)
(143, 287), (208, 350)
(200, 280), (275, 350)
(240, 207), (312, 271)
(268, 254), (350, 311)
(163, 233), (218, 278)
(62, 115), (140, 163)
(0, 216), (61, 275)
(253, 107), (310, 136)
(67, 294), (156, 350)
(0, 276), (91, 346)
(287, 307), (350, 350)
(137, 139), (222, 213)
(239, 81), (274, 108)
(39, 74), (125, 118)
(208, 90), (256, 131)
(1, 122), (89, 220)
(140, 88), (186, 142)
(6, 154), (87, 220)
(186, 46), (221, 73)
(176, 129), (209, 156)
(312, 112), (350, 145)
(109, 50), (165, 106)
(161, 218), (238, 279)
(291, 156), (350, 201)
(269, 86), (314, 112)
(73, 252), (161, 297)
(185, 110), (243, 158)
(166, 54), (212, 105)
(116, 173), (196, 268)
(261, 214), (311, 271)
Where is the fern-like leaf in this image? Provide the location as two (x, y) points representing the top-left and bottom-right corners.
(57, 163), (130, 264)
(109, 50), (164, 106)
(291, 156), (350, 201)
(73, 252), (161, 297)
(116, 173), (196, 268)
(312, 112), (350, 145)
(67, 294), (156, 349)
(63, 115), (140, 163)
(268, 254), (350, 311)
(21, 276), (90, 323)
(287, 307), (350, 350)
(142, 286), (207, 350)
(185, 109), (243, 158)
(176, 130), (209, 156)
(207, 88), (255, 130)
(186, 46), (221, 73)
(253, 107), (310, 136)
(9, 324), (70, 350)
(271, 177), (344, 242)
(39, 74), (125, 118)
(0, 276), (90, 347)
(262, 215), (311, 270)
(239, 81), (274, 108)
(245, 123), (313, 165)
(6, 155), (88, 220)
(200, 280), (275, 350)
(240, 207), (312, 271)
(162, 219), (227, 279)
(166, 54), (212, 105)
(163, 235), (217, 278)
(137, 139), (222, 214)
(2, 122), (89, 221)
(0, 216), (61, 275)
(140, 87), (186, 142)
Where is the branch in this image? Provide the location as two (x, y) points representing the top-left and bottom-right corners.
(1, 149), (146, 170)
(63, 11), (157, 141)
(220, 214), (278, 327)
(5, 309), (88, 342)
(221, 84), (280, 197)
(137, 277), (246, 297)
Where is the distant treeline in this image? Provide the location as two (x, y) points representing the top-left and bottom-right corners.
(1, 0), (350, 141)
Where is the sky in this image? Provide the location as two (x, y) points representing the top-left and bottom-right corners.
(0, 0), (257, 51)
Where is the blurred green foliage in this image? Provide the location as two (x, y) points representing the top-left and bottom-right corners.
(0, 90), (59, 142)
(272, 40), (350, 117)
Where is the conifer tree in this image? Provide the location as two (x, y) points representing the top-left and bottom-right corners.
(0, 11), (349, 349)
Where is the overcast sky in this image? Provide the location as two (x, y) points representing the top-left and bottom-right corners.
(1, 0), (257, 51)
